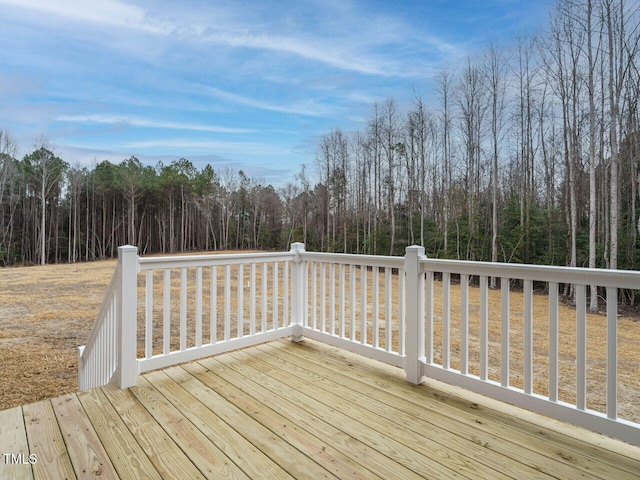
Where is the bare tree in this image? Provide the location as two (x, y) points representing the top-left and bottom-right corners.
(457, 57), (488, 258)
(514, 35), (543, 264)
(576, 0), (602, 309)
(603, 0), (640, 270)
(560, 0), (606, 307)
(23, 137), (67, 265)
(436, 69), (455, 254)
(280, 181), (301, 246)
(406, 95), (434, 247)
(380, 99), (401, 256)
(484, 44), (508, 285)
(117, 156), (146, 248)
(350, 132), (371, 253)
(316, 129), (349, 251)
(0, 129), (18, 264)
(219, 167), (238, 250)
(66, 165), (86, 263)
(366, 103), (384, 254)
(295, 164), (311, 246)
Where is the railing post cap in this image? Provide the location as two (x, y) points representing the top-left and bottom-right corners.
(406, 245), (425, 256)
(290, 242), (306, 252)
(119, 245), (138, 252)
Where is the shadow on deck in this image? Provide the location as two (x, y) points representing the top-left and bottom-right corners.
(2, 339), (639, 479)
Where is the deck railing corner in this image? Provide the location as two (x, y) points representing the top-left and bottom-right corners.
(404, 245), (427, 385)
(290, 242), (306, 342)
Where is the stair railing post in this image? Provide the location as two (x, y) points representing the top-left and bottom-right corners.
(290, 242), (306, 342)
(78, 345), (86, 390)
(116, 245), (139, 388)
(405, 245), (426, 384)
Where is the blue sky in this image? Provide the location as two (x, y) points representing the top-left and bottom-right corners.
(0, 0), (552, 184)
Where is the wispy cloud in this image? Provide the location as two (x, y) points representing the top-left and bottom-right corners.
(200, 30), (394, 77)
(207, 87), (340, 118)
(56, 114), (255, 134)
(123, 138), (292, 156)
(0, 0), (446, 78)
(58, 144), (293, 182)
(0, 0), (164, 33)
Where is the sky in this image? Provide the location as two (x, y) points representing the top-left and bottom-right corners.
(0, 0), (553, 185)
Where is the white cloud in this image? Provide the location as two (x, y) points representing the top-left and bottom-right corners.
(56, 114), (255, 134)
(0, 0), (448, 78)
(0, 0), (155, 30)
(123, 138), (292, 156)
(200, 29), (391, 77)
(207, 87), (339, 118)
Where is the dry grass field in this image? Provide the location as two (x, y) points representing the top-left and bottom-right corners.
(1, 253), (639, 426)
(0, 259), (118, 410)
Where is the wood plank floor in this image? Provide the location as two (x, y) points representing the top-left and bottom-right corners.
(1, 339), (639, 479)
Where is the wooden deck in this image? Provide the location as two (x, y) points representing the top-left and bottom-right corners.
(1, 339), (639, 480)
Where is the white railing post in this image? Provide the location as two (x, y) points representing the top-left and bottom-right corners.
(116, 245), (139, 388)
(290, 242), (306, 342)
(77, 345), (86, 390)
(405, 245), (426, 384)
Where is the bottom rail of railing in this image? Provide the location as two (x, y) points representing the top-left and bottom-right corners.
(421, 362), (640, 447)
(138, 327), (295, 374)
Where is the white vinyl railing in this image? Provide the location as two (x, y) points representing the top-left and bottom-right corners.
(300, 252), (406, 368)
(78, 262), (122, 390)
(408, 246), (640, 447)
(79, 243), (640, 446)
(136, 249), (298, 374)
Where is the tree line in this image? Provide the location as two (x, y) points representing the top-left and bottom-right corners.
(1, 1), (639, 295)
(0, 140), (288, 265)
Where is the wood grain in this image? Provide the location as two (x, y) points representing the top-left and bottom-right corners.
(77, 388), (161, 480)
(51, 394), (118, 478)
(0, 406), (33, 480)
(102, 384), (207, 480)
(23, 400), (75, 480)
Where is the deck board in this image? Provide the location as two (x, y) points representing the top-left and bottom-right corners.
(280, 339), (640, 478)
(186, 356), (410, 480)
(250, 343), (557, 479)
(265, 340), (639, 480)
(51, 393), (119, 479)
(102, 385), (207, 479)
(191, 356), (394, 480)
(222, 347), (510, 479)
(146, 368), (295, 480)
(1, 339), (639, 480)
(131, 376), (250, 480)
(22, 400), (74, 480)
(0, 406), (33, 480)
(77, 388), (162, 480)
(181, 361), (348, 479)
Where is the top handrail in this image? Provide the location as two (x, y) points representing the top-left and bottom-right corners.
(133, 247), (640, 288)
(138, 251), (295, 270)
(300, 251), (405, 269)
(421, 257), (640, 289)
